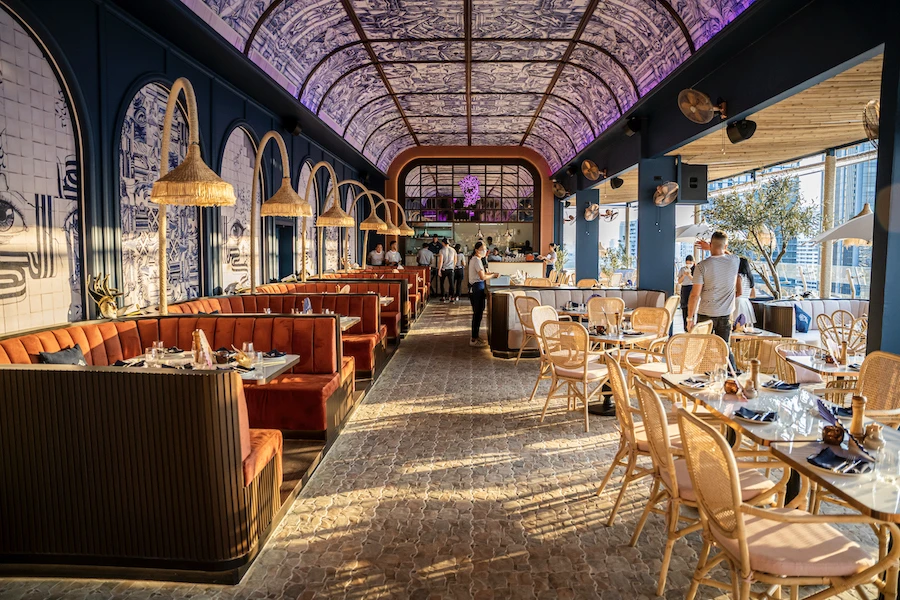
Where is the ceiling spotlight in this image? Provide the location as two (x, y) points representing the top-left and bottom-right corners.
(566, 166), (577, 178)
(623, 117), (641, 137)
(610, 177), (624, 190)
(726, 119), (757, 144)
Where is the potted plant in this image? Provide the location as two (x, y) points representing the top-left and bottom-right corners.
(599, 244), (633, 283)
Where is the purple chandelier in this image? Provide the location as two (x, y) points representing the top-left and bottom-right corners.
(458, 175), (480, 208)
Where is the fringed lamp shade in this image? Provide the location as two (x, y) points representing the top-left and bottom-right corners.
(316, 203), (355, 227)
(383, 221), (402, 236)
(151, 144), (236, 206)
(359, 213), (388, 231)
(261, 177), (313, 217)
(398, 222), (415, 237)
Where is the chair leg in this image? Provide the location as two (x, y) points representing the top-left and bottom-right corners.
(629, 478), (660, 547)
(686, 539), (711, 600)
(607, 452), (637, 526)
(738, 574), (752, 600)
(540, 378), (561, 422)
(582, 383), (590, 432)
(515, 333), (532, 366)
(527, 367), (544, 403)
(596, 441), (627, 497)
(657, 499), (681, 596)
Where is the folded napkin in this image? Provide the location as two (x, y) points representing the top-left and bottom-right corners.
(683, 377), (708, 389)
(114, 359), (145, 367)
(848, 363), (862, 371)
(264, 349), (286, 358)
(232, 365), (255, 373)
(622, 330), (642, 336)
(762, 380), (800, 391)
(166, 347), (183, 354)
(734, 406), (777, 422)
(807, 446), (873, 474)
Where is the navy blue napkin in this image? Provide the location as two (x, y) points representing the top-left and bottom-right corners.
(735, 406), (776, 422)
(808, 447), (873, 474)
(264, 349), (285, 358)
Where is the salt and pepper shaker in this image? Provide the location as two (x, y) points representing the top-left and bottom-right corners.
(849, 395), (867, 438)
(743, 358), (760, 399)
(840, 341), (849, 366)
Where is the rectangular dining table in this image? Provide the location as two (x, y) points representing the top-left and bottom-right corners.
(729, 327), (782, 340)
(785, 354), (862, 378)
(340, 316), (361, 331)
(379, 296), (394, 306)
(136, 352), (300, 385)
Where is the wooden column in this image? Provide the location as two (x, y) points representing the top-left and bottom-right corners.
(820, 148), (836, 298)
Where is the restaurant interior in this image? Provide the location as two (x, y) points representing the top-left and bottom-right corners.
(2, 0), (900, 598)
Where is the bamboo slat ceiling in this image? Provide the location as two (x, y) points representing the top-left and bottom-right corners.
(670, 54), (883, 181)
(179, 0), (755, 173)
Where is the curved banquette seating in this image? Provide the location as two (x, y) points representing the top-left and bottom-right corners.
(0, 315), (355, 439)
(487, 287), (667, 358)
(169, 293), (386, 377)
(768, 298), (869, 344)
(258, 281), (406, 339)
(317, 271), (425, 318)
(0, 365), (282, 580)
(363, 265), (431, 297)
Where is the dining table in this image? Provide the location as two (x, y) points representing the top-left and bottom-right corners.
(785, 354), (862, 378)
(134, 351), (300, 385)
(729, 327), (782, 340)
(379, 296), (394, 306)
(340, 316), (361, 331)
(586, 332), (658, 417)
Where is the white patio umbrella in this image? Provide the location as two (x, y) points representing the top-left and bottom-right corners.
(812, 203), (873, 246)
(675, 222), (712, 243)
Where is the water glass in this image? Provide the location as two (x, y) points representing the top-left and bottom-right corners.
(254, 352), (266, 383)
(152, 340), (165, 351)
(242, 342), (254, 354)
(263, 308), (272, 314)
(145, 347), (158, 368)
(291, 308), (301, 315)
(877, 447), (900, 484)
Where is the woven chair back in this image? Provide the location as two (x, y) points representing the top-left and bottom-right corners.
(531, 306), (559, 358)
(635, 380), (680, 495)
(541, 320), (590, 372)
(587, 296), (626, 328)
(576, 279), (598, 288)
(514, 296), (540, 333)
(859, 351), (900, 411)
(689, 320), (714, 335)
(524, 278), (552, 287)
(665, 334), (729, 375)
(604, 353), (636, 440)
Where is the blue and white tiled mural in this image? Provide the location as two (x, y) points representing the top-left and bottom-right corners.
(119, 82), (200, 308)
(219, 127), (259, 292)
(297, 161), (317, 276)
(0, 7), (83, 334)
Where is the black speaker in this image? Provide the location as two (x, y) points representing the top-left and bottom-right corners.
(623, 117), (641, 137)
(677, 163), (708, 204)
(726, 119), (756, 144)
(284, 118), (302, 136)
(610, 176), (624, 189)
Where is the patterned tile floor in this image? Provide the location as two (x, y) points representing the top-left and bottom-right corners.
(0, 302), (878, 599)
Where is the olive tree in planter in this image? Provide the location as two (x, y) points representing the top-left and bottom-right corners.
(704, 175), (820, 299)
(599, 244), (633, 283)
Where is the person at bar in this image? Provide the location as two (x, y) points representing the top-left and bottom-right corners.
(368, 243), (385, 266)
(385, 240), (401, 267)
(437, 238), (457, 303)
(468, 241), (499, 347)
(677, 255), (695, 331)
(453, 243), (466, 303)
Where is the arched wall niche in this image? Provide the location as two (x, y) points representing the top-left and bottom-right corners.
(219, 124), (262, 292)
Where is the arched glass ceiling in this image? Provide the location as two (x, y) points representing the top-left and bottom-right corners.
(183, 0), (755, 173)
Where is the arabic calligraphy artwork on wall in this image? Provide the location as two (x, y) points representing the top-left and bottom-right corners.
(119, 82), (199, 309)
(0, 6), (83, 335)
(219, 126), (259, 292)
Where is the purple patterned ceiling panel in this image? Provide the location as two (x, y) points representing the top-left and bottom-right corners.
(407, 116), (469, 132)
(540, 97), (595, 148)
(363, 118), (412, 158)
(300, 45), (372, 110)
(381, 63), (467, 94)
(524, 137), (561, 173)
(372, 41), (466, 61)
(471, 94), (542, 116)
(470, 133), (524, 146)
(318, 65), (390, 130)
(471, 116), (531, 134)
(473, 0), (591, 38)
(679, 0), (756, 49)
(416, 133), (470, 146)
(350, 0), (463, 38)
(569, 44), (639, 109)
(471, 62), (558, 93)
(377, 135), (417, 171)
(192, 0), (276, 49)
(471, 41), (571, 61)
(531, 118), (576, 161)
(551, 65), (620, 133)
(398, 94), (467, 116)
(179, 0), (756, 174)
(581, 1), (689, 95)
(344, 102), (404, 150)
(249, 0), (359, 95)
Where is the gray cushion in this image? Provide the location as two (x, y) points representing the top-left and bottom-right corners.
(38, 345), (87, 366)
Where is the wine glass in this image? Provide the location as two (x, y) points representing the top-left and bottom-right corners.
(242, 342), (254, 354)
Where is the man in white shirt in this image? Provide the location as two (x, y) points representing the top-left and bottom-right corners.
(416, 243), (434, 268)
(368, 243), (385, 266)
(687, 231), (742, 352)
(436, 238), (457, 303)
(385, 240), (402, 266)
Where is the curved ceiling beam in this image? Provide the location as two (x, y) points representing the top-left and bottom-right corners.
(523, 133), (564, 168)
(651, 0), (695, 53)
(562, 61), (623, 116)
(299, 39), (369, 98)
(573, 40), (640, 99)
(361, 115), (409, 155)
(243, 0), (286, 55)
(315, 62), (376, 115)
(532, 116), (579, 156)
(376, 133), (416, 167)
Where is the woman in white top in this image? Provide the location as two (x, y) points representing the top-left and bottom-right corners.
(676, 255), (694, 331)
(468, 241), (498, 347)
(732, 257), (757, 326)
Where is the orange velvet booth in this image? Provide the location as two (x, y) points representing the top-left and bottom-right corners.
(169, 293), (386, 377)
(316, 272), (425, 318)
(362, 265), (431, 298)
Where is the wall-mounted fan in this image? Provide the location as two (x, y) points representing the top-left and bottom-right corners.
(863, 99), (880, 148)
(599, 209), (618, 222)
(653, 182), (679, 207)
(584, 204), (600, 221)
(581, 160), (605, 181)
(678, 89), (727, 124)
(552, 181), (568, 198)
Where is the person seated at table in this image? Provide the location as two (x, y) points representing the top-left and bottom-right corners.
(487, 248), (502, 262)
(521, 240), (533, 254)
(732, 257), (757, 326)
(368, 243), (385, 266)
(385, 240), (402, 267)
(486, 236), (496, 252)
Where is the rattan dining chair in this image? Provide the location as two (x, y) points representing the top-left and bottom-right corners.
(676, 408), (900, 600)
(663, 294), (680, 331)
(621, 307), (671, 385)
(539, 320), (609, 432)
(524, 277), (552, 287)
(526, 305), (563, 404)
(690, 320), (714, 335)
(548, 269), (558, 284)
(631, 381), (788, 596)
(732, 337), (793, 373)
(608, 272), (624, 287)
(587, 296), (626, 331)
(576, 278), (598, 288)
(818, 310), (867, 355)
(513, 295), (540, 365)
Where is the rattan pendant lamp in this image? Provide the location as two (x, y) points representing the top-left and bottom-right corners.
(360, 193), (414, 268)
(296, 162), (351, 280)
(253, 131), (313, 293)
(315, 178), (360, 273)
(344, 187), (388, 268)
(150, 77), (236, 315)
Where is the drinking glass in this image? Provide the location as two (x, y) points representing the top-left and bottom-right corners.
(152, 340), (165, 351)
(254, 352), (266, 383)
(263, 308), (272, 314)
(145, 347), (158, 368)
(242, 342), (254, 354)
(876, 447), (900, 485)
(291, 308), (301, 315)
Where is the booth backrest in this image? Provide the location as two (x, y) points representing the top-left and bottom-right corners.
(257, 281), (404, 317)
(169, 293), (380, 335)
(0, 315), (340, 375)
(772, 299), (870, 332)
(491, 288), (666, 350)
(363, 265), (430, 290)
(0, 367), (278, 566)
(318, 271), (423, 302)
